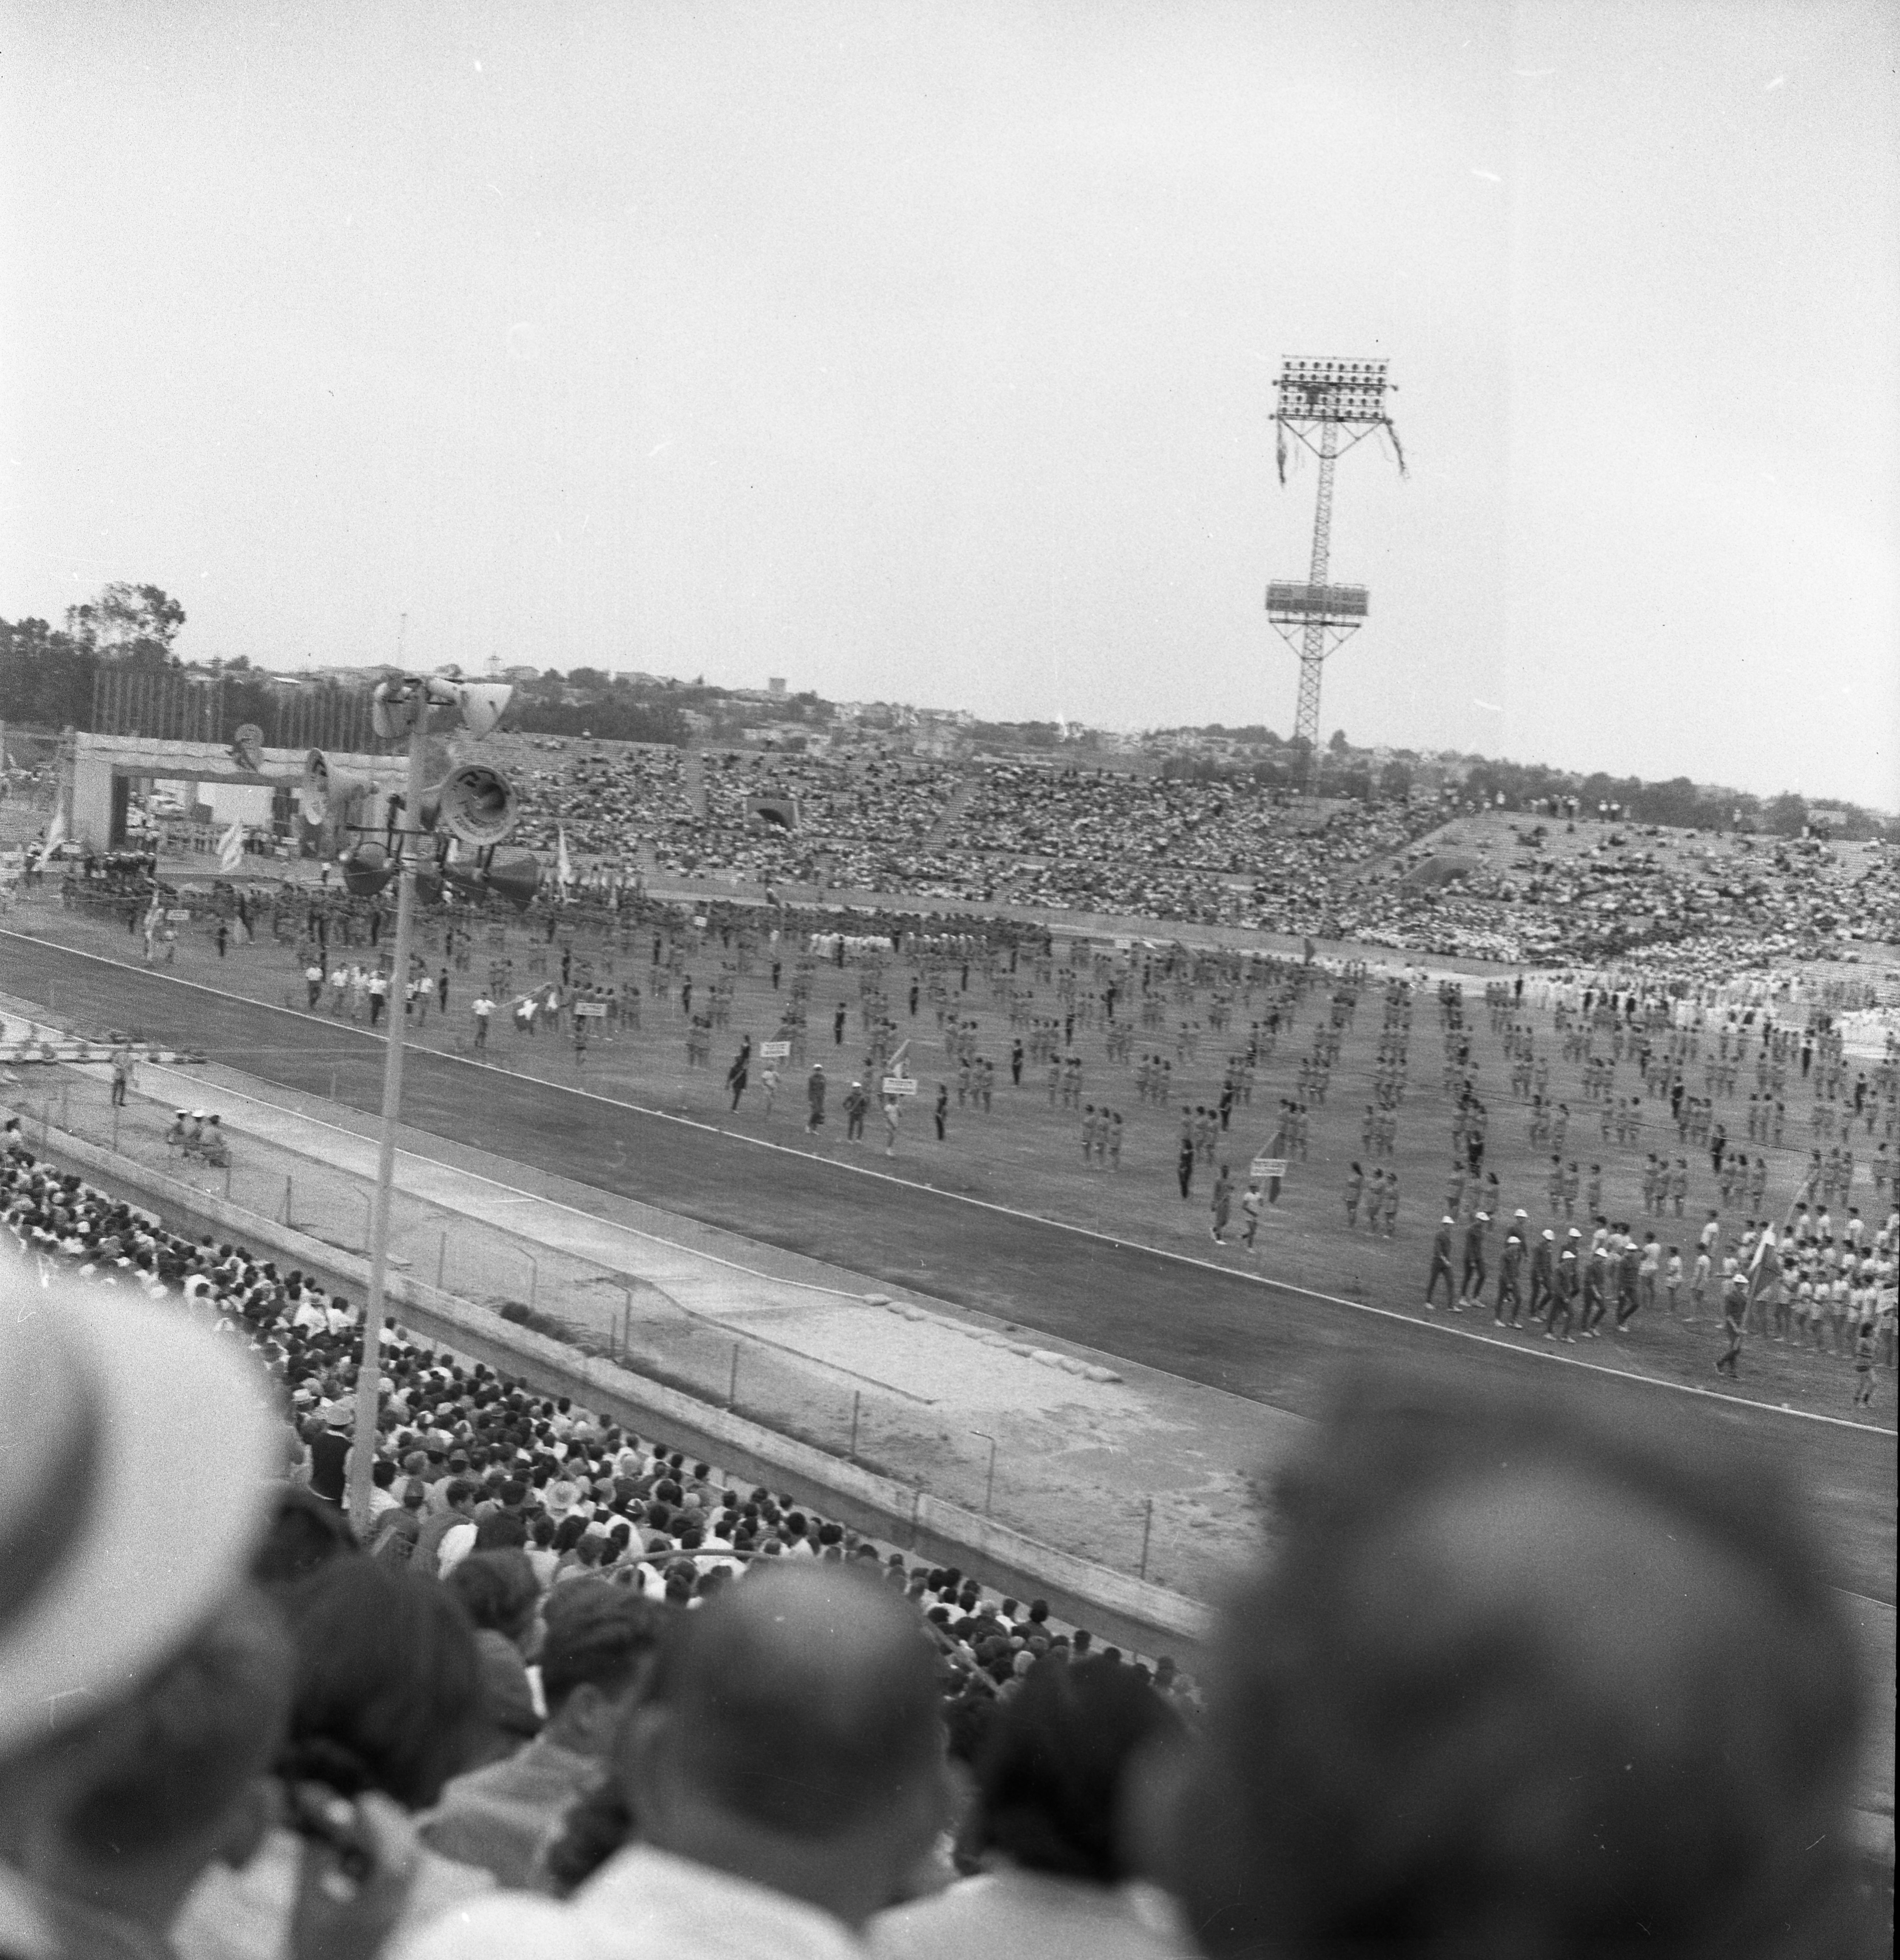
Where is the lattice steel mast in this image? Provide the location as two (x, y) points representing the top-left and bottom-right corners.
(1267, 357), (1405, 790)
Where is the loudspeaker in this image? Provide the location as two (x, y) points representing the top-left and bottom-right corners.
(442, 847), (540, 913)
(303, 750), (372, 827)
(339, 840), (394, 898)
(418, 763), (518, 847)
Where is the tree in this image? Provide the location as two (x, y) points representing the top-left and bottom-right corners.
(0, 617), (93, 726)
(1762, 792), (1808, 838)
(1379, 758), (1414, 802)
(1328, 728), (1349, 754)
(63, 583), (185, 664)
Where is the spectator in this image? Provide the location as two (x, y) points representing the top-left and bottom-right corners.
(175, 1560), (495, 1960)
(441, 1551), (544, 1763)
(421, 1580), (663, 1889)
(871, 1655), (1189, 1958)
(1146, 1371), (1873, 1958)
(0, 1276), (285, 1960)
(393, 1566), (954, 1959)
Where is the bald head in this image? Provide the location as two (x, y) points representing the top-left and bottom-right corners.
(649, 1562), (942, 1840)
(1167, 1373), (1864, 1958)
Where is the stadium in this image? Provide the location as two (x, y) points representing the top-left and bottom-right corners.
(2, 6), (1896, 1956)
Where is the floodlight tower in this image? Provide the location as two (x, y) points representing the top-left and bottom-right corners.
(1268, 357), (1405, 790)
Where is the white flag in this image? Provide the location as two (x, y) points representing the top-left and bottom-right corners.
(42, 804), (68, 855)
(217, 822), (245, 873)
(556, 826), (573, 898)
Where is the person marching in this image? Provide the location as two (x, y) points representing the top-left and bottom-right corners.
(1546, 1231), (1580, 1342)
(1458, 1211), (1489, 1311)
(1425, 1215), (1458, 1311)
(1210, 1163), (1233, 1244)
(1240, 1177), (1264, 1253)
(1528, 1227), (1555, 1322)
(1494, 1214), (1525, 1328)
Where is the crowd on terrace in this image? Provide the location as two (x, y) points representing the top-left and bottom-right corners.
(475, 739), (1899, 966)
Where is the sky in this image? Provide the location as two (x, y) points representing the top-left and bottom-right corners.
(2, 0), (1895, 807)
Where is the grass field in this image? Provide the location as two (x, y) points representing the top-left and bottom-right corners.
(4, 885), (1893, 1607)
(18, 880), (1894, 1416)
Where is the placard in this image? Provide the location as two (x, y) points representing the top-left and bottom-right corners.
(882, 1076), (919, 1097)
(165, 908), (192, 921)
(760, 1040), (791, 1059)
(1251, 1157), (1288, 1180)
(574, 1001), (607, 1017)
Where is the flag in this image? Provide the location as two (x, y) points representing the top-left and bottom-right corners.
(41, 804), (68, 856)
(555, 826), (573, 898)
(217, 822), (245, 874)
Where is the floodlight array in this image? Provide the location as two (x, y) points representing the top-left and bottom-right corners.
(1274, 356), (1391, 423)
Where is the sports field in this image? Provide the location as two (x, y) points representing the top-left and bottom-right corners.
(3, 898), (1893, 1614)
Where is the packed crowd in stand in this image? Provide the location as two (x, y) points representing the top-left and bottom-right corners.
(466, 737), (1900, 964)
(3, 1226), (1884, 1959)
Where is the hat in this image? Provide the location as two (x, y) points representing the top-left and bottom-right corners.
(0, 1267), (279, 1756)
(1542, 1228), (1555, 1240)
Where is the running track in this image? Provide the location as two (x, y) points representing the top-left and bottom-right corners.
(5, 932), (1894, 1602)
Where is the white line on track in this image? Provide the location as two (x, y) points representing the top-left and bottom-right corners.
(9, 929), (1894, 1440)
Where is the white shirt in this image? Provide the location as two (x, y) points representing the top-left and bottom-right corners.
(391, 1843), (861, 1960)
(870, 1869), (1195, 1960)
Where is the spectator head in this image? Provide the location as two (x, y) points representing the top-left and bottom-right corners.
(443, 1550), (540, 1644)
(973, 1654), (1180, 1885)
(1151, 1371), (1868, 1959)
(621, 1564), (950, 1930)
(539, 1581), (665, 1757)
(274, 1558), (485, 1811)
(0, 1588), (292, 1936)
(250, 1485), (359, 1584)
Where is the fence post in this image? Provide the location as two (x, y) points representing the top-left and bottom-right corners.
(436, 1232), (447, 1292)
(728, 1342), (740, 1411)
(281, 1176), (293, 1225)
(848, 1390), (861, 1464)
(622, 1290), (632, 1360)
(526, 1255), (539, 1314)
(224, 1158), (232, 1200)
(1138, 1495), (1154, 1582)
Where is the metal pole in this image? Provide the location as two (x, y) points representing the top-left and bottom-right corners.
(436, 1231), (447, 1291)
(973, 1430), (996, 1516)
(223, 1157), (232, 1200)
(282, 1175), (293, 1224)
(1138, 1495), (1154, 1581)
(111, 1102), (120, 1153)
(350, 699), (430, 1525)
(526, 1253), (539, 1313)
(728, 1342), (740, 1410)
(848, 1390), (861, 1464)
(622, 1289), (632, 1360)
(362, 1189), (375, 1253)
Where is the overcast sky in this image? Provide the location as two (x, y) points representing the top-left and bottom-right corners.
(3, 1), (1895, 806)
